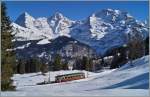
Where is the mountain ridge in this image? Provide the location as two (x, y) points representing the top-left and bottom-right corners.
(12, 9), (149, 56)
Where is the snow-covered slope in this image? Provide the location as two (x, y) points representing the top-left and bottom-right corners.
(12, 9), (149, 55)
(2, 55), (149, 96)
(12, 23), (52, 41)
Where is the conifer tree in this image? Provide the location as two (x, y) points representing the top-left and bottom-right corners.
(127, 27), (145, 61)
(40, 62), (48, 75)
(81, 56), (90, 71)
(62, 61), (68, 70)
(53, 54), (62, 71)
(17, 59), (25, 74)
(1, 2), (16, 90)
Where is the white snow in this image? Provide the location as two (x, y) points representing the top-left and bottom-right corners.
(126, 13), (133, 18)
(1, 55), (149, 96)
(8, 42), (31, 51)
(114, 10), (120, 14)
(37, 39), (51, 45)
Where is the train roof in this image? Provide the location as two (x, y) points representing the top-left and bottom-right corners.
(56, 72), (85, 77)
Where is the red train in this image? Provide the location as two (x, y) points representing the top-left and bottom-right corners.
(55, 72), (85, 83)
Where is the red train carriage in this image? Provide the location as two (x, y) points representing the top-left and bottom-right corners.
(55, 72), (85, 83)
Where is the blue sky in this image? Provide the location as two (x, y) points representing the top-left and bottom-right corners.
(5, 1), (149, 22)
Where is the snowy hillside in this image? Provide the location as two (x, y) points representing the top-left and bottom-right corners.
(1, 55), (149, 96)
(12, 9), (149, 55)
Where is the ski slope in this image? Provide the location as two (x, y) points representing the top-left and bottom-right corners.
(1, 55), (149, 96)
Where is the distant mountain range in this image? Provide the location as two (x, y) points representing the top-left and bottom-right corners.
(11, 9), (149, 59)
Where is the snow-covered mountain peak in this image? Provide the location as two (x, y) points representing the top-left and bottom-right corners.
(15, 12), (35, 28)
(52, 12), (65, 20)
(47, 12), (74, 36)
(18, 12), (32, 18)
(23, 12), (32, 17)
(90, 9), (134, 23)
(48, 12), (71, 23)
(70, 9), (148, 55)
(93, 9), (119, 17)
